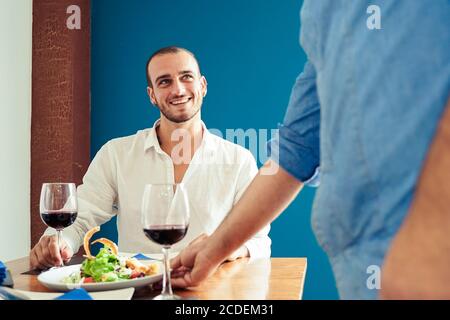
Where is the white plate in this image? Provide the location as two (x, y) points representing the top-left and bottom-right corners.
(37, 262), (163, 292)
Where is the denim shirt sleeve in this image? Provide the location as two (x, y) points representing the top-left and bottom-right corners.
(267, 61), (320, 186)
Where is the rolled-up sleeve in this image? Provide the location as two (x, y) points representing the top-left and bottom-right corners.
(267, 61), (320, 186)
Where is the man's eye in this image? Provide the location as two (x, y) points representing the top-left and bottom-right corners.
(158, 79), (170, 86)
(182, 74), (193, 80)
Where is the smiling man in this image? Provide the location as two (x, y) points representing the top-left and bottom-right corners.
(30, 46), (271, 269)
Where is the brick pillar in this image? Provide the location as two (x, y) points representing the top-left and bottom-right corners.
(31, 0), (90, 247)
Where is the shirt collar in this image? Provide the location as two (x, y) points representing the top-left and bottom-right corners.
(144, 119), (214, 153)
(143, 119), (162, 152)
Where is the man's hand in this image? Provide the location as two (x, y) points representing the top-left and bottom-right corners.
(30, 235), (73, 269)
(170, 234), (223, 288)
(169, 233), (247, 288)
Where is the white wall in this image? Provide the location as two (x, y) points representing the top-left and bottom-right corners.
(0, 0), (32, 261)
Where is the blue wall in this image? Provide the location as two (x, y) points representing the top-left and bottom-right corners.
(91, 0), (338, 299)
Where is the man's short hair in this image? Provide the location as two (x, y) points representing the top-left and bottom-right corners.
(146, 46), (201, 87)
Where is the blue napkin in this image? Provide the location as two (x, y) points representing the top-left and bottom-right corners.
(0, 261), (6, 285)
(132, 253), (156, 260)
(0, 261), (13, 287)
(55, 288), (93, 300)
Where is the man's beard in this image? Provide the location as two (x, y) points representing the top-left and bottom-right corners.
(155, 98), (202, 123)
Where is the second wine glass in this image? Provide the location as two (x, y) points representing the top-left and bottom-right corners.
(141, 183), (190, 300)
(39, 183), (78, 267)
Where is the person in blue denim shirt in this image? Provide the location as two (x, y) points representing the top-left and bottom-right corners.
(170, 1), (450, 299)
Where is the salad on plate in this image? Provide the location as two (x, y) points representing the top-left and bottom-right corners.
(62, 226), (158, 284)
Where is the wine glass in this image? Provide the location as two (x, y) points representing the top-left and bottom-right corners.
(39, 183), (78, 267)
(141, 183), (190, 300)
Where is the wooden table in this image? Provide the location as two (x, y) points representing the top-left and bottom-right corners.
(5, 256), (307, 300)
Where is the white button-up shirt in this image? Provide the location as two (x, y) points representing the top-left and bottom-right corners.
(47, 120), (271, 259)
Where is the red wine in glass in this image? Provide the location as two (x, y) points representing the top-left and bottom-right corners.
(141, 183), (190, 300)
(143, 225), (188, 246)
(41, 210), (78, 230)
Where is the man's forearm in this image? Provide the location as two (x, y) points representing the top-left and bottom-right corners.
(205, 160), (303, 263)
(381, 98), (450, 299)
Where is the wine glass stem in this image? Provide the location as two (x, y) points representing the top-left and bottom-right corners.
(161, 246), (173, 296)
(57, 230), (64, 267)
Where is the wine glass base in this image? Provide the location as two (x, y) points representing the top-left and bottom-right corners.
(153, 293), (183, 300)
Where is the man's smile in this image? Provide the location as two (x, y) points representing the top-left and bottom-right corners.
(169, 97), (192, 106)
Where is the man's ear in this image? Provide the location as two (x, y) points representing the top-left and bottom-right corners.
(201, 76), (208, 97)
(147, 86), (156, 105)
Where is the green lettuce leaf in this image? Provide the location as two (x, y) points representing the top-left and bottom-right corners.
(81, 246), (120, 282)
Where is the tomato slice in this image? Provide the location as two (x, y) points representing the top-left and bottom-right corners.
(83, 277), (94, 283)
(130, 270), (141, 279)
